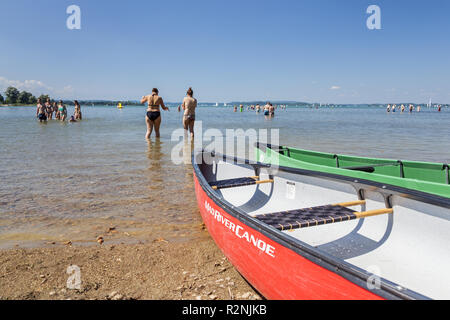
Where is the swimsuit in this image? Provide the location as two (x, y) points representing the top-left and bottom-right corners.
(147, 111), (161, 121)
(184, 114), (195, 121)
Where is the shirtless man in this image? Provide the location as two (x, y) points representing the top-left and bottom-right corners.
(182, 87), (197, 138)
(141, 88), (169, 139)
(36, 98), (47, 122)
(269, 103), (275, 116)
(263, 102), (271, 116)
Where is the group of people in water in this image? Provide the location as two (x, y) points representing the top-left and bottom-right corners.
(140, 89), (285, 139)
(233, 103), (280, 117)
(141, 87), (197, 139)
(386, 104), (442, 113)
(386, 104), (420, 113)
(36, 98), (82, 122)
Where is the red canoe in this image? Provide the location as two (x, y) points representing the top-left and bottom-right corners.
(192, 150), (450, 300)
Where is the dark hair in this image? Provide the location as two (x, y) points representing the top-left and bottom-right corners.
(187, 87), (193, 97)
(152, 88), (159, 94)
(74, 100), (79, 106)
(59, 100), (63, 104)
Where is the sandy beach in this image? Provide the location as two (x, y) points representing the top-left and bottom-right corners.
(0, 233), (261, 300)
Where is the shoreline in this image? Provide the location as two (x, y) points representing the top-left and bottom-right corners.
(0, 236), (261, 300)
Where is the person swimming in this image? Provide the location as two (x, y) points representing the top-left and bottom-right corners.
(69, 115), (77, 122)
(255, 104), (260, 113)
(386, 104), (391, 112)
(182, 87), (197, 138)
(141, 88), (169, 139)
(36, 98), (47, 122)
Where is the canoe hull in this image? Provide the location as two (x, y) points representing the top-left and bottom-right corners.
(194, 174), (383, 300)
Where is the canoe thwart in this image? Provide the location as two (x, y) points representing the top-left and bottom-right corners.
(332, 200), (366, 207)
(210, 177), (274, 190)
(355, 208), (393, 218)
(257, 203), (393, 231)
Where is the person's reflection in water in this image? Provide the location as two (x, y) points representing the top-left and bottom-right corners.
(183, 137), (195, 165)
(147, 139), (164, 187)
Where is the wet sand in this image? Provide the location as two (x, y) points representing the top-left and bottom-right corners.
(0, 233), (261, 300)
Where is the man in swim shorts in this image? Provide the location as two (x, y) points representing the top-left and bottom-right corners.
(36, 98), (47, 122)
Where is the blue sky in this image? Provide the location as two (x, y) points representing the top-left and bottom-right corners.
(0, 0), (449, 103)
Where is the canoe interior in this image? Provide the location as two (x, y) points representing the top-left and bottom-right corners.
(256, 144), (450, 198)
(197, 152), (450, 300)
(283, 146), (449, 184)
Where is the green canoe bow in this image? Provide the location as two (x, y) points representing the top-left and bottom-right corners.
(255, 143), (450, 198)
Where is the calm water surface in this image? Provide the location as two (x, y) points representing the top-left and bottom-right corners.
(0, 105), (449, 248)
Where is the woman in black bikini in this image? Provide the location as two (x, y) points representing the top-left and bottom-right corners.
(141, 88), (169, 139)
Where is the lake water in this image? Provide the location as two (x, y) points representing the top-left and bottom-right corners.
(0, 105), (449, 248)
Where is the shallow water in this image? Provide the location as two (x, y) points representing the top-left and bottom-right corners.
(0, 105), (449, 248)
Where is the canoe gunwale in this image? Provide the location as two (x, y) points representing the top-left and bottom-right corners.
(256, 143), (450, 194)
(192, 150), (444, 300)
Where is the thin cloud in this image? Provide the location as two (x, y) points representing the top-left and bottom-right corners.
(330, 85), (341, 90)
(0, 76), (74, 98)
(0, 76), (53, 92)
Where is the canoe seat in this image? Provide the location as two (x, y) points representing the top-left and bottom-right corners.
(256, 201), (393, 231)
(209, 176), (273, 190)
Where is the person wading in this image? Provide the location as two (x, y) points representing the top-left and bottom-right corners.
(182, 87), (197, 138)
(141, 88), (169, 139)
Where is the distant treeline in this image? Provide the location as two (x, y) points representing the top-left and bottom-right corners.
(0, 86), (40, 105)
(1, 86), (447, 107)
(0, 86), (145, 106)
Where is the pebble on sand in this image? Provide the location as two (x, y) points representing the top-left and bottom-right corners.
(97, 236), (104, 245)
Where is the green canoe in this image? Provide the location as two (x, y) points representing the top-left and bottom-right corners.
(255, 143), (450, 198)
